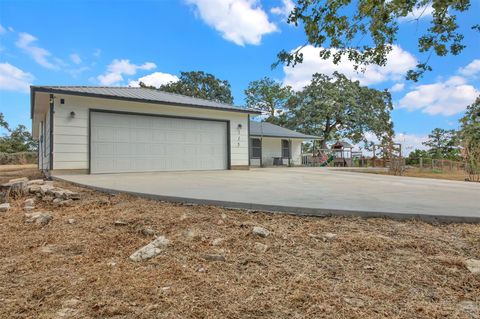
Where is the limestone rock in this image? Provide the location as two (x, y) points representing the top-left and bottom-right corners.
(62, 190), (80, 200)
(24, 206), (35, 212)
(114, 220), (128, 226)
(141, 228), (156, 236)
(25, 212), (53, 226)
(129, 236), (170, 261)
(322, 232), (337, 241)
(0, 203), (10, 212)
(27, 179), (45, 186)
(7, 178), (28, 198)
(67, 218), (76, 224)
(24, 198), (35, 206)
(252, 226), (270, 238)
(465, 259), (480, 275)
(211, 238), (224, 246)
(254, 242), (268, 253)
(27, 184), (41, 194)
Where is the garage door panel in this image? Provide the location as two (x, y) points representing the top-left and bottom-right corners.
(91, 112), (228, 173)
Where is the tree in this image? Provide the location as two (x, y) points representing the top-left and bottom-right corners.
(0, 124), (37, 153)
(0, 112), (9, 131)
(244, 77), (293, 121)
(406, 149), (430, 165)
(142, 71), (234, 104)
(287, 72), (393, 148)
(276, 0), (476, 81)
(422, 128), (460, 159)
(459, 96), (480, 181)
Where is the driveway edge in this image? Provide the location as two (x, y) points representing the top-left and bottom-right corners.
(53, 176), (480, 224)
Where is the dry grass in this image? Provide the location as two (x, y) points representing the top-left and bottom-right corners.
(360, 167), (470, 182)
(1, 167), (479, 318)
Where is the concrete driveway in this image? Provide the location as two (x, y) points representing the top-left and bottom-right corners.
(55, 168), (480, 222)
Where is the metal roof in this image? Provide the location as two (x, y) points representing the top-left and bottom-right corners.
(30, 86), (261, 117)
(249, 121), (320, 139)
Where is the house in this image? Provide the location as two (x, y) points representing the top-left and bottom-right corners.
(30, 86), (318, 174)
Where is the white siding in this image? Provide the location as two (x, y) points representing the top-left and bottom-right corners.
(250, 137), (303, 166)
(53, 94), (249, 170)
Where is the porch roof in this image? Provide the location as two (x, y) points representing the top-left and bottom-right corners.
(249, 122), (321, 139)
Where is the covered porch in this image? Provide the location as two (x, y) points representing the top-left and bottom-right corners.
(248, 122), (320, 167)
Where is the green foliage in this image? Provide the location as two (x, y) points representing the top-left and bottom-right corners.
(0, 113), (9, 131)
(0, 124), (37, 153)
(422, 128), (460, 160)
(286, 72), (394, 148)
(142, 71), (234, 104)
(244, 77), (293, 119)
(276, 0), (474, 81)
(406, 149), (430, 165)
(459, 96), (480, 181)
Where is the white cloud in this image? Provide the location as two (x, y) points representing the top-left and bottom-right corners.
(186, 0), (277, 46)
(271, 0), (294, 18)
(97, 59), (157, 85)
(459, 59), (480, 77)
(0, 62), (34, 93)
(398, 76), (479, 116)
(15, 32), (59, 69)
(283, 45), (417, 90)
(390, 83), (405, 92)
(70, 53), (82, 64)
(128, 71), (179, 88)
(398, 5), (433, 22)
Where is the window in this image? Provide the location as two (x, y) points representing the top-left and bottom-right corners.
(251, 138), (261, 159)
(282, 139), (290, 158)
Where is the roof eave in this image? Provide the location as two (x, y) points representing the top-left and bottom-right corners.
(250, 134), (322, 140)
(30, 87), (262, 115)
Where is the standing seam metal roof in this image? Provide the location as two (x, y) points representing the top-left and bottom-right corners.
(30, 86), (261, 117)
(249, 121), (320, 139)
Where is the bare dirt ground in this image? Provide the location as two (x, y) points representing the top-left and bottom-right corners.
(1, 166), (479, 318)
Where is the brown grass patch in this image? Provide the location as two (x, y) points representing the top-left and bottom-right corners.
(0, 167), (479, 318)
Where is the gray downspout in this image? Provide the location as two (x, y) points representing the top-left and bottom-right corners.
(49, 94), (54, 171)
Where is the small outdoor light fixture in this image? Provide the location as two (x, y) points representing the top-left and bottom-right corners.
(237, 124), (242, 129)
(70, 111), (76, 118)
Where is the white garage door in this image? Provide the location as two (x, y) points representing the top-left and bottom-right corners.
(90, 111), (228, 173)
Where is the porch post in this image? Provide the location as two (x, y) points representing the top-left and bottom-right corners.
(288, 139), (291, 166)
(260, 137), (263, 167)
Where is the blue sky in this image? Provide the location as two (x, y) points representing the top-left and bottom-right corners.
(0, 0), (479, 152)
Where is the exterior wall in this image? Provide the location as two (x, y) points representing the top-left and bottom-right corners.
(250, 137), (303, 166)
(52, 94), (249, 171)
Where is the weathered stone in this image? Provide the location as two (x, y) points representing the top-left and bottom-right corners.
(25, 212), (53, 226)
(53, 198), (63, 205)
(114, 220), (128, 226)
(344, 297), (365, 308)
(9, 177), (28, 184)
(24, 198), (35, 206)
(24, 206), (35, 212)
(40, 184), (54, 196)
(67, 218), (76, 224)
(252, 226), (270, 238)
(322, 232), (337, 241)
(254, 242), (268, 253)
(202, 254), (226, 262)
(129, 236), (170, 261)
(0, 203), (10, 212)
(27, 179), (45, 186)
(28, 185), (41, 194)
(465, 259), (480, 275)
(42, 195), (54, 202)
(141, 228), (156, 236)
(211, 238), (224, 246)
(7, 178), (28, 198)
(51, 189), (66, 198)
(62, 190), (80, 200)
